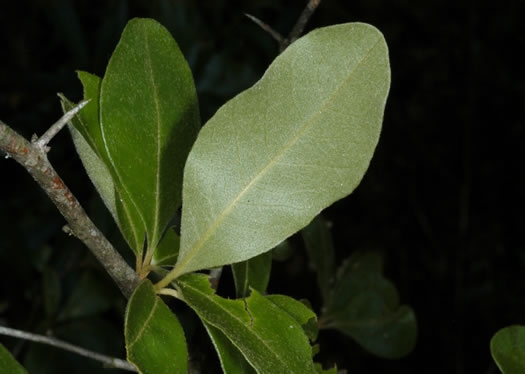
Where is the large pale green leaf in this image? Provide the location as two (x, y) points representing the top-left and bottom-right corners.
(232, 251), (272, 298)
(177, 273), (317, 374)
(100, 18), (200, 254)
(322, 252), (417, 358)
(125, 280), (187, 374)
(301, 215), (336, 302)
(491, 325), (525, 374)
(171, 22), (390, 278)
(203, 321), (257, 374)
(0, 344), (27, 374)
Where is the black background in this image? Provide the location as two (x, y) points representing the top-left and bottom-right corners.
(1, 1), (524, 373)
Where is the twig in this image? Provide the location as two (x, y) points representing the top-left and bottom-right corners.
(288, 0), (321, 45)
(34, 100), (90, 152)
(246, 0), (323, 52)
(244, 13), (285, 45)
(0, 116), (141, 299)
(0, 325), (137, 372)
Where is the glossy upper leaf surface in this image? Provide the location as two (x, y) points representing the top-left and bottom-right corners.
(125, 280), (187, 374)
(173, 22), (390, 277)
(100, 18), (200, 251)
(323, 252), (417, 358)
(490, 325), (525, 374)
(177, 273), (317, 374)
(0, 344), (27, 374)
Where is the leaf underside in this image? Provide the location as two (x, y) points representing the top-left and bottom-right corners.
(172, 22), (390, 277)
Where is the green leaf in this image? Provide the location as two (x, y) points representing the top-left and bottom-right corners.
(314, 363), (338, 374)
(490, 325), (525, 374)
(0, 344), (27, 374)
(301, 215), (336, 302)
(60, 75), (145, 256)
(271, 240), (294, 262)
(322, 252), (417, 358)
(202, 321), (257, 374)
(266, 294), (318, 342)
(171, 22), (389, 277)
(100, 18), (200, 254)
(125, 280), (187, 374)
(177, 273), (317, 374)
(232, 251), (272, 298)
(151, 228), (180, 266)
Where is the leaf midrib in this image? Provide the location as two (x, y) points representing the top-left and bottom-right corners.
(142, 27), (162, 253)
(174, 35), (383, 277)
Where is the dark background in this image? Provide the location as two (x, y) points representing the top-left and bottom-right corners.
(1, 0), (524, 373)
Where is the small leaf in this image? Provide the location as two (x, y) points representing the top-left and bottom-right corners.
(314, 363), (338, 374)
(0, 344), (27, 374)
(100, 18), (200, 254)
(58, 270), (119, 321)
(171, 22), (390, 277)
(322, 252), (417, 358)
(301, 215), (336, 302)
(271, 240), (294, 262)
(490, 325), (525, 374)
(151, 228), (180, 266)
(203, 321), (257, 374)
(125, 280), (188, 374)
(232, 251), (272, 298)
(177, 273), (317, 374)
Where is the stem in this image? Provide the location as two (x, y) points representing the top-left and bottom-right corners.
(0, 325), (136, 372)
(288, 0), (322, 45)
(245, 0), (323, 52)
(0, 118), (141, 299)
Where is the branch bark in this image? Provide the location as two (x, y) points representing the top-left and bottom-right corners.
(0, 118), (141, 299)
(0, 325), (137, 371)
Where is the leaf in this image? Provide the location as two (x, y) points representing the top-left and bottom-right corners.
(314, 363), (338, 374)
(58, 270), (119, 321)
(266, 294), (318, 342)
(177, 273), (317, 374)
(322, 252), (417, 359)
(202, 321), (257, 374)
(125, 280), (188, 374)
(490, 325), (525, 374)
(0, 344), (27, 374)
(172, 22), (390, 277)
(232, 251), (272, 298)
(151, 228), (180, 266)
(60, 75), (145, 255)
(301, 215), (336, 302)
(271, 240), (294, 262)
(100, 18), (200, 254)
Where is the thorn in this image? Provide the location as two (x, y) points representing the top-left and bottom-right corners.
(35, 99), (90, 151)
